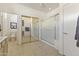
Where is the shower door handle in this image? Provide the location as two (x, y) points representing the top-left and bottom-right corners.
(63, 32), (68, 35)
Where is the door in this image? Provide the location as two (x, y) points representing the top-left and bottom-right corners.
(64, 4), (79, 56)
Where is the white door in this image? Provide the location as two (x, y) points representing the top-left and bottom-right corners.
(64, 4), (79, 56)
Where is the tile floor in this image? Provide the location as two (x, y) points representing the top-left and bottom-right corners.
(6, 39), (61, 56)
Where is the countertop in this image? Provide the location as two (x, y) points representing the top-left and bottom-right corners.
(0, 36), (8, 43)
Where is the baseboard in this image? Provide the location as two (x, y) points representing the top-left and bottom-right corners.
(39, 39), (64, 56)
(39, 39), (56, 49)
(31, 36), (39, 40)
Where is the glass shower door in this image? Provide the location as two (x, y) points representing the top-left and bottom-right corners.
(31, 18), (39, 41)
(41, 14), (60, 50)
(41, 16), (56, 44)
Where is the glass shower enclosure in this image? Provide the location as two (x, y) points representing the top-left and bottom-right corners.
(21, 16), (39, 44)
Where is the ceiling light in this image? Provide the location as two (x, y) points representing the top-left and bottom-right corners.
(49, 8), (52, 11)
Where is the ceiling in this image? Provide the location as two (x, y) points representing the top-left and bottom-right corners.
(20, 3), (59, 13)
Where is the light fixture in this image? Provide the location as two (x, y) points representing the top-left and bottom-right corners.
(49, 8), (52, 11)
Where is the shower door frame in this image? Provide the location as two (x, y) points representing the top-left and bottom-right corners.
(21, 15), (39, 44)
(21, 16), (31, 44)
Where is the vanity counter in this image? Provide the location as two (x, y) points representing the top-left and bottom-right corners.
(0, 36), (8, 43)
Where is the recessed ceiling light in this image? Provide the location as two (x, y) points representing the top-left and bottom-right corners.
(49, 8), (52, 11)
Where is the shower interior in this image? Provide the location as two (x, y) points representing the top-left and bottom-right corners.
(21, 16), (39, 44)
